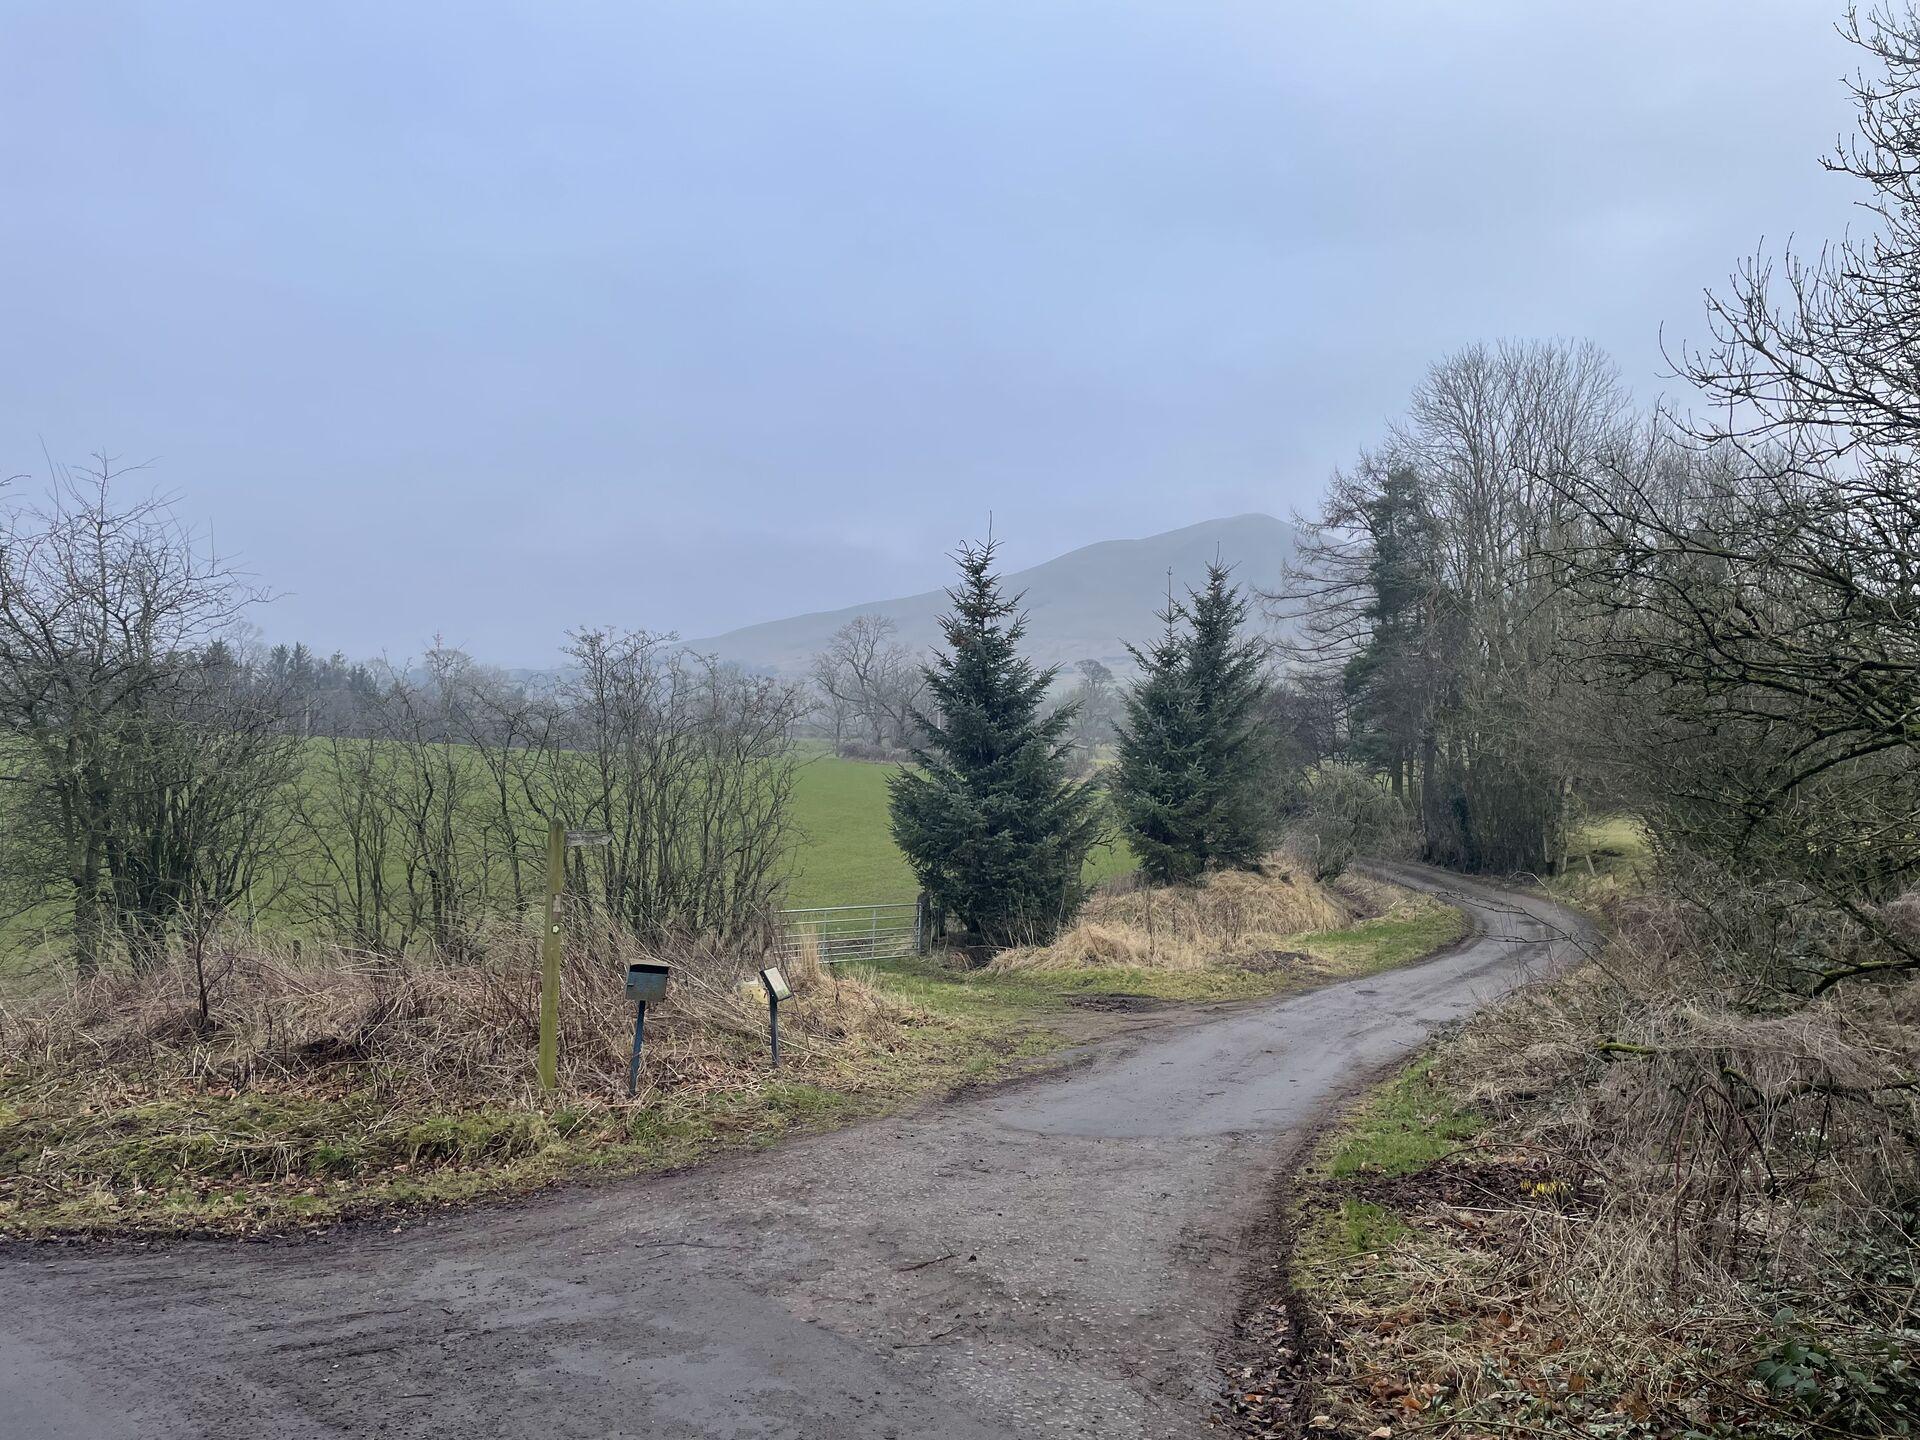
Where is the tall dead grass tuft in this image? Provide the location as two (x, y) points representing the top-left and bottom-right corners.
(989, 858), (1350, 971)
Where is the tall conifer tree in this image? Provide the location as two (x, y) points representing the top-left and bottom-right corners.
(1184, 563), (1276, 870)
(1111, 591), (1209, 884)
(1114, 563), (1275, 882)
(887, 540), (1106, 948)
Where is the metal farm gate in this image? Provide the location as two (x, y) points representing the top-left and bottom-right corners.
(776, 897), (928, 966)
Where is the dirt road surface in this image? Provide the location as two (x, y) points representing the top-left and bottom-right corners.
(0, 865), (1587, 1439)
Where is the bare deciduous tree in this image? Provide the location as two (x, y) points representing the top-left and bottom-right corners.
(1532, 6), (1920, 992)
(543, 630), (802, 945)
(810, 614), (923, 755)
(0, 459), (298, 971)
(290, 632), (804, 954)
(1274, 340), (1631, 874)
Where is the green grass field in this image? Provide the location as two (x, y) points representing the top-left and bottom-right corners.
(1566, 814), (1649, 880)
(0, 743), (1134, 972)
(785, 752), (917, 907)
(1545, 814), (1650, 913)
(786, 749), (1133, 909)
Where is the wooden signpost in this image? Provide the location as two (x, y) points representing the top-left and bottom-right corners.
(538, 820), (614, 1092)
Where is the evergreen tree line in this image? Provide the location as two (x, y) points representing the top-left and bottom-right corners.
(887, 540), (1278, 949)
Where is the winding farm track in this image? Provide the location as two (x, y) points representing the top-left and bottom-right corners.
(0, 864), (1589, 1440)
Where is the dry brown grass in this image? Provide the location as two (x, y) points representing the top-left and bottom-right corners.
(0, 906), (916, 1108)
(988, 858), (1351, 972)
(1446, 895), (1919, 1273)
(0, 909), (961, 1235)
(1298, 886), (1920, 1437)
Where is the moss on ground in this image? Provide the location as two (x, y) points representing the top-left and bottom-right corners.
(1323, 1059), (1484, 1180)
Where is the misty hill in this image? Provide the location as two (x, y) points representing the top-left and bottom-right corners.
(691, 514), (1299, 678)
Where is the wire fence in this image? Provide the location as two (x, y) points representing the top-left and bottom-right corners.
(776, 900), (925, 966)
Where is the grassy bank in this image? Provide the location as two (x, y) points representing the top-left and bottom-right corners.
(869, 868), (1464, 1013)
(0, 863), (1461, 1240)
(1271, 869), (1920, 1439)
(0, 922), (1054, 1239)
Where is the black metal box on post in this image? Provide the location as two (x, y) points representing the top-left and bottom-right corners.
(624, 962), (671, 1097)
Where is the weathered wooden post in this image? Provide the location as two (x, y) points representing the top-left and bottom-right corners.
(538, 822), (614, 1093)
(538, 819), (566, 1092)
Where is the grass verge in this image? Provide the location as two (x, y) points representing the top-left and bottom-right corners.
(1274, 885), (1920, 1440)
(897, 879), (1463, 1011)
(1, 867), (1464, 1242)
(0, 916), (1061, 1240)
(1323, 1059), (1483, 1181)
(0, 1020), (1051, 1239)
(985, 859), (1466, 997)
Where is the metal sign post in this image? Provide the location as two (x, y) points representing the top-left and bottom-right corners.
(537, 823), (615, 1093)
(628, 1001), (647, 1096)
(760, 966), (791, 1069)
(625, 962), (672, 1096)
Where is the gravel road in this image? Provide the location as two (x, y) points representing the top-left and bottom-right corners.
(0, 864), (1588, 1440)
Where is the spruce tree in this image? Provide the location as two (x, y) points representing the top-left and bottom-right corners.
(1341, 466), (1445, 796)
(1184, 562), (1276, 871)
(1113, 563), (1275, 882)
(887, 540), (1106, 948)
(1111, 593), (1210, 884)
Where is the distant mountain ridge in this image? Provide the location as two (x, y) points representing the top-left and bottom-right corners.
(691, 514), (1299, 677)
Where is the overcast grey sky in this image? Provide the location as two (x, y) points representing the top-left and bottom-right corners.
(0, 2), (1864, 664)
